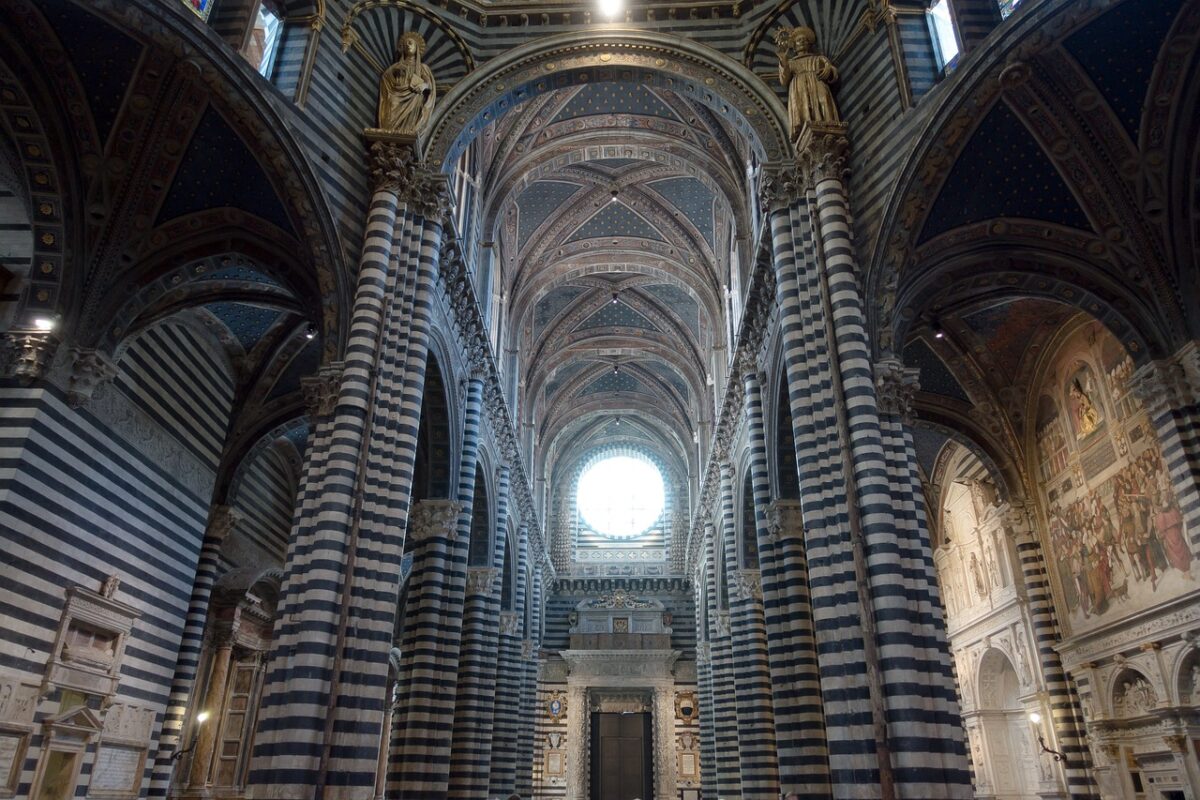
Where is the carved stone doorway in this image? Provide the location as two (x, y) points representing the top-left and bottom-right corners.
(561, 650), (680, 800)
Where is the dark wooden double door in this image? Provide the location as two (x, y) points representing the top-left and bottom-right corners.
(590, 712), (653, 800)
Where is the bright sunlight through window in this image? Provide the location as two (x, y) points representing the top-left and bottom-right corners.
(928, 0), (960, 69)
(576, 455), (665, 540)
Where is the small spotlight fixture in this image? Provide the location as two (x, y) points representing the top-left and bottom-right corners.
(610, 188), (620, 203)
(612, 291), (619, 305)
(196, 711), (211, 724)
(32, 316), (56, 332)
(304, 323), (318, 340)
(613, 363), (619, 375)
(614, 416), (621, 425)
(597, 0), (623, 19)
(932, 319), (946, 339)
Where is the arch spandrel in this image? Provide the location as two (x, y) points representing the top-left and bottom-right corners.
(424, 30), (791, 170)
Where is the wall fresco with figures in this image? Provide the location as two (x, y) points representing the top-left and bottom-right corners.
(1035, 323), (1196, 635)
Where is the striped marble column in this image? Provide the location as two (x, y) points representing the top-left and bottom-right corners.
(709, 608), (740, 800)
(248, 137), (449, 800)
(762, 499), (828, 797)
(448, 463), (510, 799)
(390, 372), (485, 798)
(724, 401), (780, 800)
(873, 358), (969, 786)
(697, 529), (718, 799)
(489, 610), (524, 796)
(1007, 506), (1098, 799)
(763, 162), (884, 800)
(808, 128), (968, 796)
(742, 363), (829, 795)
(515, 562), (543, 798)
(147, 506), (240, 796)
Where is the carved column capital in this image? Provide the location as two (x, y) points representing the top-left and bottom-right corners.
(466, 567), (499, 596)
(696, 641), (711, 664)
(713, 611), (731, 638)
(407, 499), (463, 543)
(301, 362), (344, 418)
(1, 330), (59, 383)
(207, 505), (241, 544)
(795, 122), (851, 188)
(875, 356), (920, 421)
(366, 135), (449, 221)
(499, 611), (520, 636)
(522, 638), (537, 659)
(731, 569), (763, 602)
(764, 499), (804, 545)
(66, 346), (118, 408)
(759, 163), (805, 212)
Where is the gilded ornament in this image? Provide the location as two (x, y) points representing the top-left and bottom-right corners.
(775, 26), (841, 140)
(377, 32), (436, 136)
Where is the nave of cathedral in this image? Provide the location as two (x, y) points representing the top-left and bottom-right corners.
(0, 0), (1199, 798)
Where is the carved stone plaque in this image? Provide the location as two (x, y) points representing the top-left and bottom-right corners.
(88, 744), (144, 795)
(0, 732), (26, 793)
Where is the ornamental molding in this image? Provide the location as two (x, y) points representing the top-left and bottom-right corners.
(500, 611), (521, 635)
(760, 163), (805, 212)
(561, 649), (681, 682)
(207, 505), (241, 544)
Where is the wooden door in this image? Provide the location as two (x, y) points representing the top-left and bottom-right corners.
(591, 712), (653, 800)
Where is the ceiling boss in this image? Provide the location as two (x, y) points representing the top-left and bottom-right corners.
(378, 31), (437, 136)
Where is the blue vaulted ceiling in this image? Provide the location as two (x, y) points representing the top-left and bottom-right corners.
(575, 301), (660, 332)
(552, 84), (678, 123)
(39, 0), (143, 145)
(518, 181), (582, 242)
(1064, 0), (1183, 139)
(649, 177), (716, 247)
(922, 103), (1092, 242)
(569, 203), (664, 242)
(158, 106), (294, 234)
(207, 302), (283, 351)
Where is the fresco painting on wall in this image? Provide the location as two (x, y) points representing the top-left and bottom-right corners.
(1037, 324), (1197, 635)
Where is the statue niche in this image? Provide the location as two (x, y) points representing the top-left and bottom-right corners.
(775, 25), (841, 141)
(377, 31), (436, 136)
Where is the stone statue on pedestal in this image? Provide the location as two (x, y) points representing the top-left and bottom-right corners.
(378, 32), (436, 136)
(775, 25), (840, 141)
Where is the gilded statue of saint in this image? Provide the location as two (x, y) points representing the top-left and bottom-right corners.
(775, 26), (840, 140)
(378, 32), (436, 135)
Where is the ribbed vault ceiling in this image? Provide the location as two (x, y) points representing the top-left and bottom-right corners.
(482, 81), (753, 564)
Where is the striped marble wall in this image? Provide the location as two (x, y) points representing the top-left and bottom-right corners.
(0, 321), (235, 798)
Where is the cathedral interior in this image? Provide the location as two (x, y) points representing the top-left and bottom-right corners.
(1, 0), (1199, 798)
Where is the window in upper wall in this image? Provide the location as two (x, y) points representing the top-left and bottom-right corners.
(184, 0), (215, 21)
(928, 0), (961, 72)
(242, 2), (284, 78)
(998, 0), (1024, 19)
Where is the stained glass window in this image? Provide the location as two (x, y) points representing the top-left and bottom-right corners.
(184, 0), (214, 21)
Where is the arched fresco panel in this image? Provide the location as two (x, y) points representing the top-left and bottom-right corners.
(1035, 322), (1197, 635)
